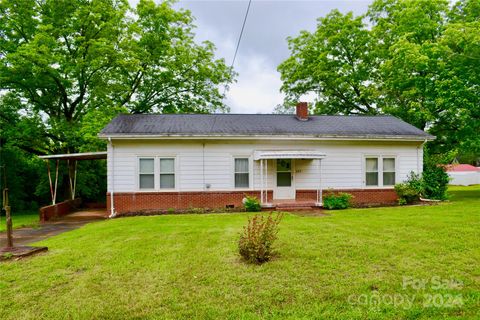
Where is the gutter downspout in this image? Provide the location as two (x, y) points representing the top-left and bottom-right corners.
(108, 137), (116, 218)
(417, 138), (427, 174)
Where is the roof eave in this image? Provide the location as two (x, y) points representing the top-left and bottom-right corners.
(98, 133), (435, 142)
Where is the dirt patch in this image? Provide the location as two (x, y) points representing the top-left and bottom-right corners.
(0, 246), (48, 261)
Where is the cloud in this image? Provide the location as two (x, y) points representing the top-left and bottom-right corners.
(188, 15), (283, 113)
(227, 54), (284, 113)
(132, 0), (373, 113)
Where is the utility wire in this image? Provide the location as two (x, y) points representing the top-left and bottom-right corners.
(223, 0), (252, 99)
(231, 0), (252, 72)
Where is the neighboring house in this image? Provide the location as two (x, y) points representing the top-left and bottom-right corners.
(446, 164), (480, 186)
(99, 103), (434, 215)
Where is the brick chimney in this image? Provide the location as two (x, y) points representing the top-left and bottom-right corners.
(296, 102), (308, 121)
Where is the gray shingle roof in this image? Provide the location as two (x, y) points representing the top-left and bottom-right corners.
(99, 114), (434, 140)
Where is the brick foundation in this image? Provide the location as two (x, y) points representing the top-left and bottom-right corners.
(39, 198), (82, 222)
(108, 191), (273, 214)
(297, 189), (398, 207)
(108, 188), (397, 214)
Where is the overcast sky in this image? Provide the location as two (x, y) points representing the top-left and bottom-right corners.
(143, 1), (373, 113)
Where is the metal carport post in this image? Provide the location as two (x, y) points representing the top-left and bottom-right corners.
(39, 152), (108, 205)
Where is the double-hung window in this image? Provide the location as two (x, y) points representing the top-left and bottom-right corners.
(365, 156), (396, 187)
(139, 157), (175, 190)
(160, 158), (175, 189)
(139, 158), (155, 189)
(365, 158), (379, 186)
(234, 158), (249, 188)
(382, 158), (396, 186)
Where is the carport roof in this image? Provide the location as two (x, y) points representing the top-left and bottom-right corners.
(38, 152), (107, 161)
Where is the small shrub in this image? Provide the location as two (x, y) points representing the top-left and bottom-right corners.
(406, 172), (424, 194)
(394, 172), (423, 204)
(167, 208), (175, 215)
(323, 192), (353, 210)
(238, 212), (283, 264)
(243, 195), (261, 212)
(395, 167), (449, 204)
(395, 183), (420, 205)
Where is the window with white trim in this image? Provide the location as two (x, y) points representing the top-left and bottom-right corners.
(139, 158), (155, 189)
(383, 158), (396, 186)
(234, 158), (249, 188)
(365, 158), (379, 186)
(160, 158), (175, 189)
(365, 156), (396, 187)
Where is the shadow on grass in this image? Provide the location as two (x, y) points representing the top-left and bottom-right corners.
(448, 185), (480, 202)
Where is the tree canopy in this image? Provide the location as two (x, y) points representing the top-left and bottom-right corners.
(0, 0), (233, 155)
(278, 0), (480, 159)
(0, 0), (233, 208)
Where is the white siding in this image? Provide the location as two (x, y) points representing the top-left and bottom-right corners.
(107, 139), (424, 192)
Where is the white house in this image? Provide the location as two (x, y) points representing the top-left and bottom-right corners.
(99, 103), (434, 215)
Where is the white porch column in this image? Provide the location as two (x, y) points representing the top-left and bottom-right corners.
(265, 159), (268, 204)
(260, 159), (264, 204)
(316, 159), (323, 206)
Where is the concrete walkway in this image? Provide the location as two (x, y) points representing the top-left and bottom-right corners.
(0, 209), (107, 247)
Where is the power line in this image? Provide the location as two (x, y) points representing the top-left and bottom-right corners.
(231, 0), (252, 71)
(223, 0), (252, 99)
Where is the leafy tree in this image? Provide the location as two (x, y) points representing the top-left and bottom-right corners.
(369, 0), (451, 130)
(0, 95), (46, 210)
(0, 0), (233, 207)
(121, 0), (232, 114)
(0, 0), (233, 155)
(278, 0), (480, 159)
(433, 12), (480, 156)
(278, 10), (378, 115)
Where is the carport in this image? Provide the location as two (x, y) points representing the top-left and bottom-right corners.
(38, 152), (107, 221)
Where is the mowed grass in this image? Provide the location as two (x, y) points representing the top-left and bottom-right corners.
(0, 186), (479, 319)
(0, 211), (39, 231)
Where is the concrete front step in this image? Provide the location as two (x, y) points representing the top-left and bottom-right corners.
(263, 202), (323, 211)
(276, 207), (318, 211)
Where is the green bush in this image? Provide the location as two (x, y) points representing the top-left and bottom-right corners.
(421, 150), (450, 200)
(323, 192), (353, 210)
(238, 212), (283, 264)
(243, 195), (261, 212)
(423, 164), (449, 200)
(394, 172), (423, 205)
(395, 165), (449, 204)
(395, 183), (419, 204)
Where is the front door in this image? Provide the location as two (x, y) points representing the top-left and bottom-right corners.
(275, 159), (295, 199)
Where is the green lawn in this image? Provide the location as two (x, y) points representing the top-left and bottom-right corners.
(1, 186), (479, 319)
(0, 211), (39, 231)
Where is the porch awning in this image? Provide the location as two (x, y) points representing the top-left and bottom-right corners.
(253, 150), (326, 160)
